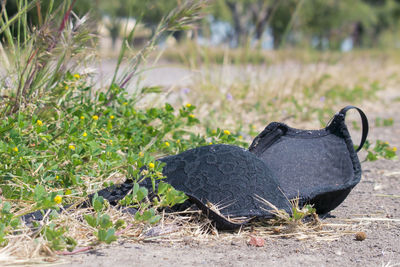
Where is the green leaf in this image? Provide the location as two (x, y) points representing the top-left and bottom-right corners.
(158, 181), (169, 195)
(141, 210), (153, 221)
(92, 194), (104, 212)
(99, 214), (112, 229)
(1, 202), (11, 214)
(136, 187), (148, 202)
(165, 103), (174, 112)
(149, 215), (161, 224)
(97, 229), (107, 241)
(84, 215), (97, 228)
(105, 228), (117, 244)
(98, 92), (106, 102)
(33, 185), (46, 202)
(114, 219), (125, 230)
(142, 86), (162, 94)
(132, 183), (139, 198)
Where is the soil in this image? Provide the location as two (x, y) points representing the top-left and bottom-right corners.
(51, 100), (400, 267)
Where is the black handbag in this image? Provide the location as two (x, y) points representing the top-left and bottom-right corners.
(249, 106), (369, 214)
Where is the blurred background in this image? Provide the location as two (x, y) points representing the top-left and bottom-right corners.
(2, 0), (400, 130)
(5, 0), (400, 53)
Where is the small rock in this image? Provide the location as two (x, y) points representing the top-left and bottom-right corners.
(272, 227), (281, 234)
(355, 231), (367, 241)
(335, 250), (342, 256)
(248, 236), (265, 247)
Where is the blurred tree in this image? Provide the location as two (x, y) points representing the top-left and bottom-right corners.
(210, 0), (400, 49)
(212, 0), (276, 47)
(269, 0), (299, 48)
(362, 0), (400, 47)
(298, 0), (377, 49)
(4, 0), (400, 50)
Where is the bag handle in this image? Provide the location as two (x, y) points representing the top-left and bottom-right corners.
(338, 106), (369, 153)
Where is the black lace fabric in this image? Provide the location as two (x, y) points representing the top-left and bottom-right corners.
(249, 112), (362, 214)
(141, 144), (291, 229)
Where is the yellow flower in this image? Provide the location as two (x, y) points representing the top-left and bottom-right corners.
(64, 85), (69, 90)
(13, 147), (18, 152)
(92, 115), (99, 120)
(123, 102), (128, 106)
(209, 142), (213, 145)
(189, 114), (195, 118)
(149, 162), (155, 169)
(393, 147), (397, 152)
(54, 195), (62, 204)
(223, 130), (231, 135)
(211, 130), (217, 134)
(65, 189), (72, 195)
(56, 175), (59, 179)
(186, 103), (191, 108)
(82, 132), (87, 137)
(73, 74), (80, 79)
(109, 139), (113, 144)
(139, 151), (144, 157)
(80, 116), (85, 120)
(69, 145), (75, 150)
(239, 135), (243, 139)
(36, 120), (43, 126)
(384, 141), (389, 145)
(165, 141), (170, 147)
(110, 115), (115, 119)
(176, 139), (181, 144)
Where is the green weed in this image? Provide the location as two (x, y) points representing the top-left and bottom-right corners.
(84, 194), (122, 244)
(363, 140), (397, 162)
(375, 117), (394, 127)
(0, 199), (20, 246)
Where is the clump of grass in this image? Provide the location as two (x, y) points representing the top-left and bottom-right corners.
(255, 195), (321, 232)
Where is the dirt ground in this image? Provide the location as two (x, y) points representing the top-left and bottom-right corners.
(49, 90), (400, 267)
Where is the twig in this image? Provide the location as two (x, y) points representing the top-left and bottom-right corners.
(56, 246), (93, 255)
(116, 223), (134, 236)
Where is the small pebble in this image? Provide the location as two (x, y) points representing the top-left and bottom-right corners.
(248, 236), (265, 247)
(355, 231), (367, 241)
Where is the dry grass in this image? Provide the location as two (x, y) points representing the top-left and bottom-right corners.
(157, 53), (400, 134)
(1, 196), (363, 266)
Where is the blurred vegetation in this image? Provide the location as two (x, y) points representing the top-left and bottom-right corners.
(3, 0), (400, 50)
(210, 0), (400, 49)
